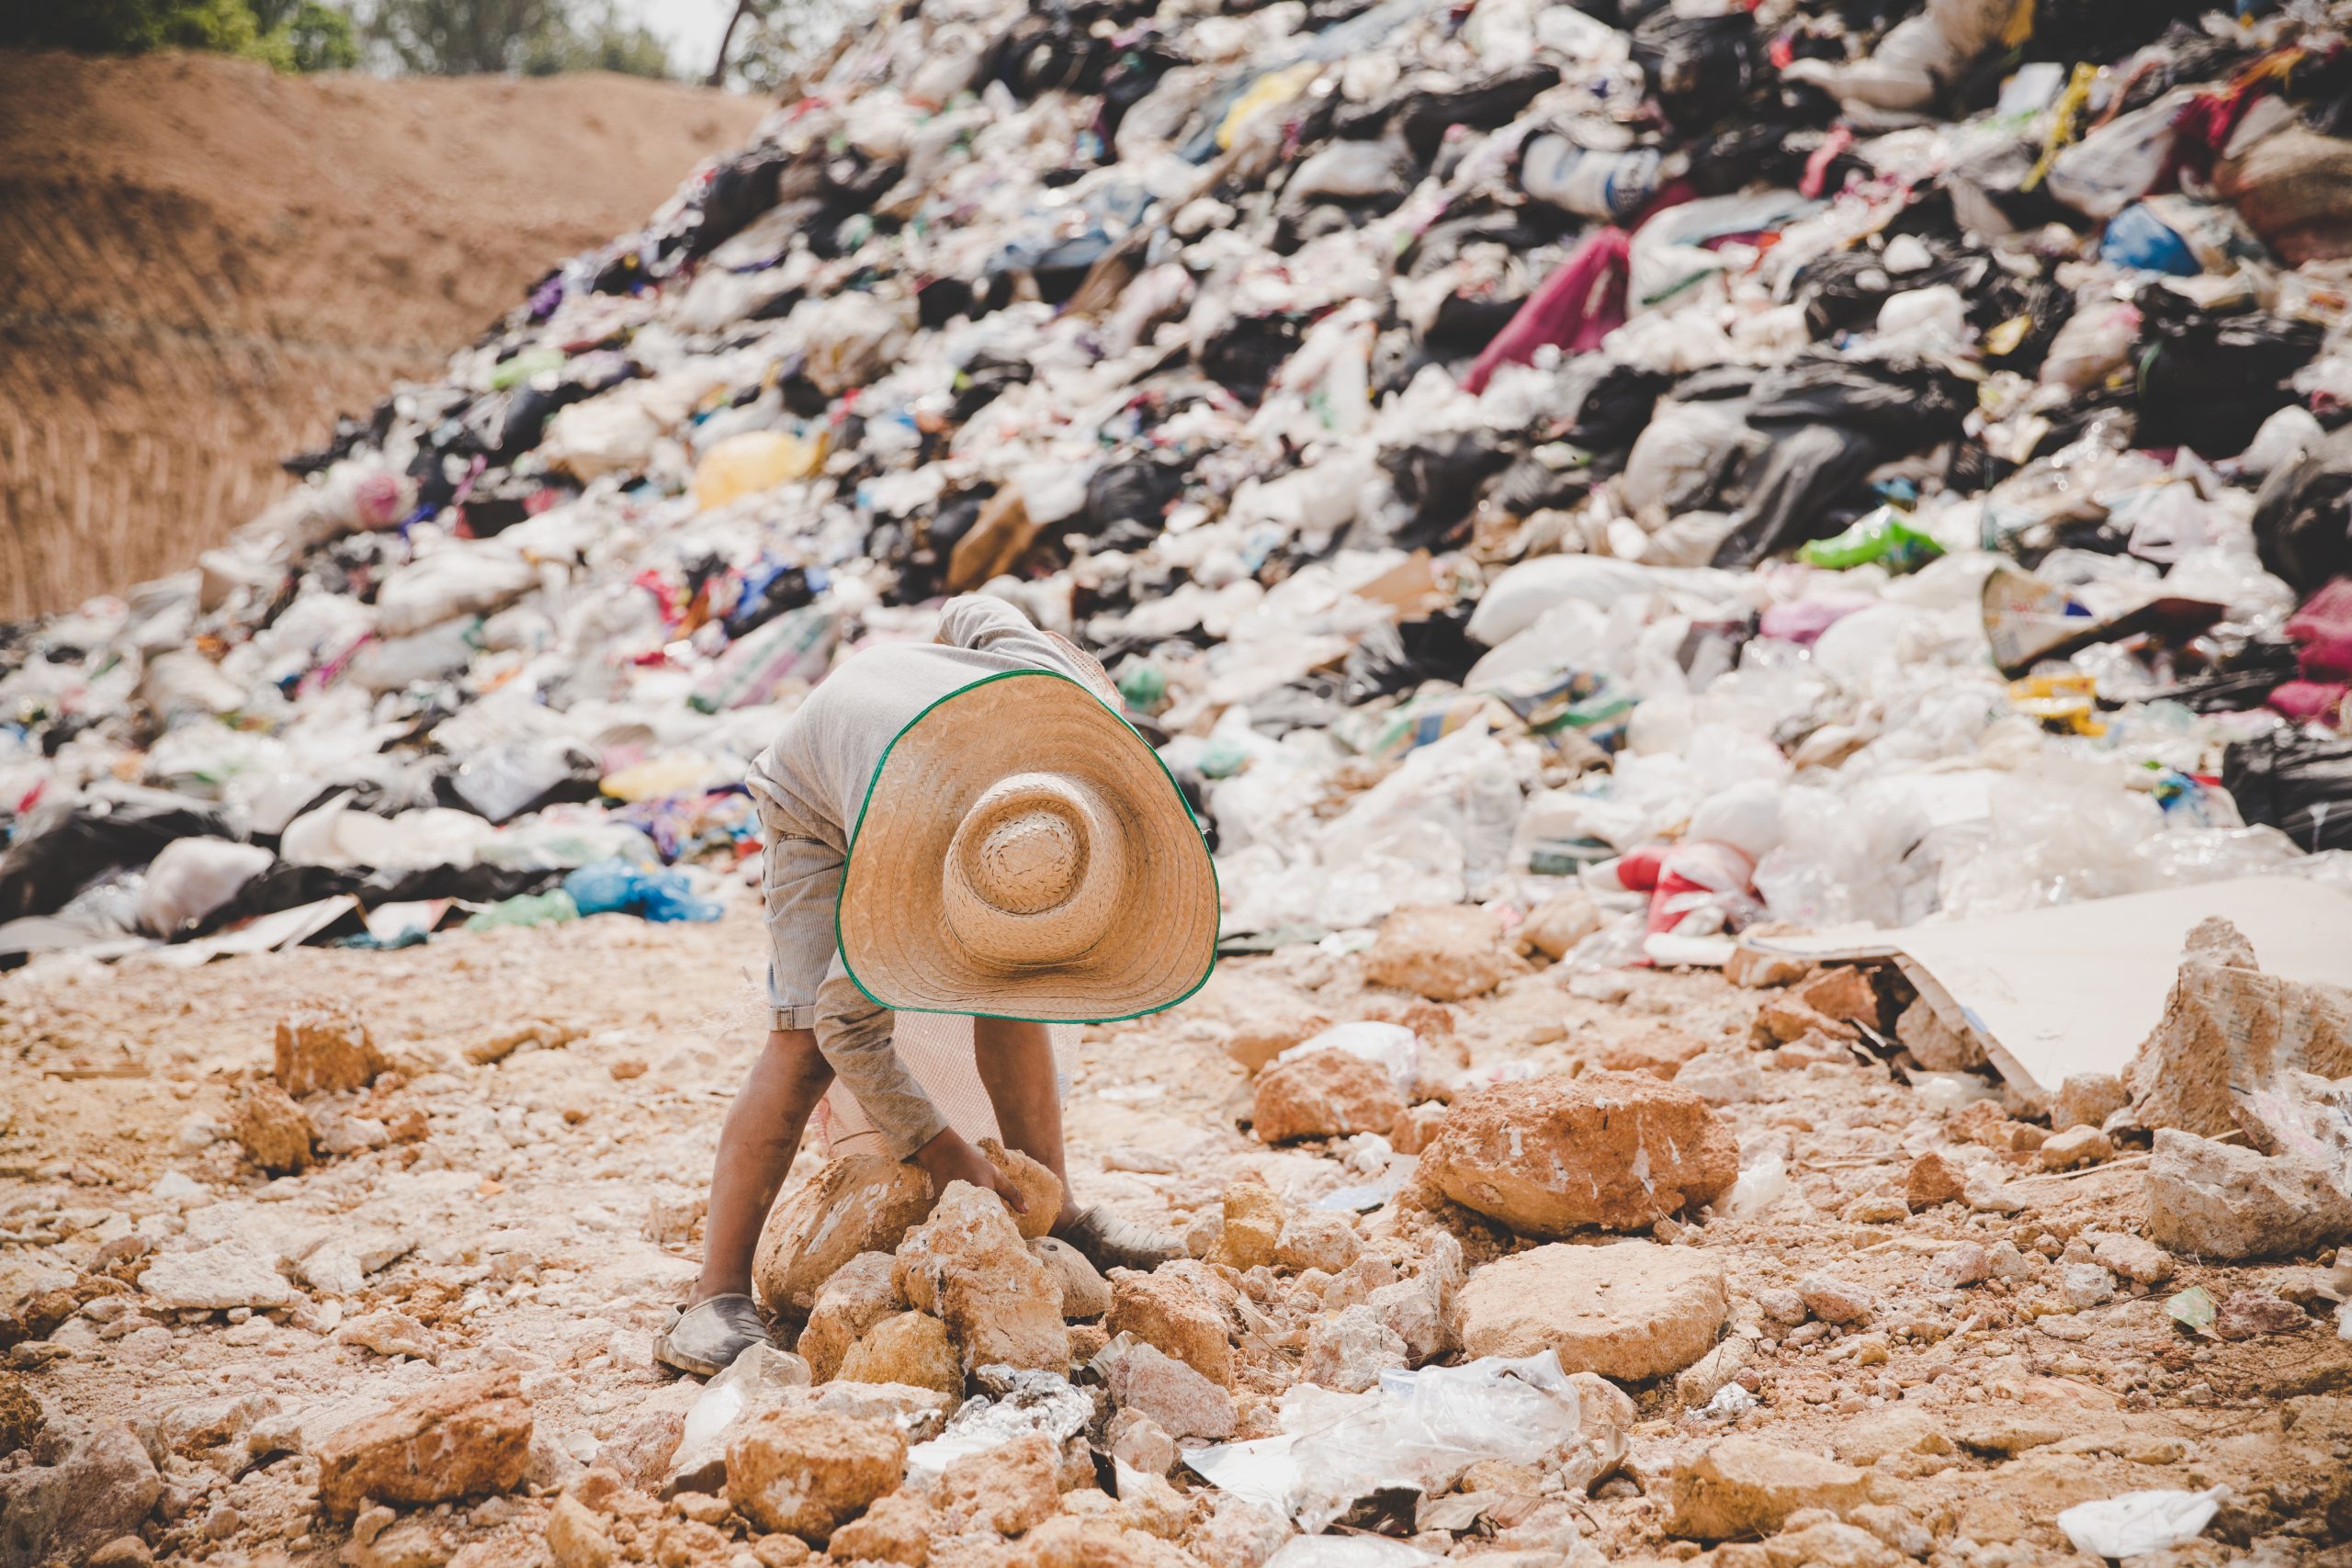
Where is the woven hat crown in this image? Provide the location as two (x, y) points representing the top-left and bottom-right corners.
(941, 773), (1124, 968)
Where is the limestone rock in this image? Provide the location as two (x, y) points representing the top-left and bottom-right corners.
(1224, 1006), (1333, 1075)
(1419, 1073), (1738, 1235)
(334, 1311), (440, 1362)
(2090, 1233), (2174, 1284)
(1765, 1518), (1900, 1568)
(1273, 1212), (1360, 1275)
(2214, 1290), (2310, 1340)
(275, 1001), (387, 1097)
(1364, 906), (1519, 1001)
(1924, 1242), (1990, 1291)
(0, 1371), (42, 1455)
(1517, 889), (1602, 961)
(2128, 918), (2352, 1138)
(313, 1371), (533, 1521)
(980, 1138), (1064, 1241)
(1031, 1236), (1111, 1320)
(0, 1419), (161, 1568)
(1106, 1410), (1175, 1476)
(1010, 1514), (1199, 1568)
(1367, 1276), (1452, 1365)
(1831, 1408), (1952, 1465)
(1208, 1181), (1284, 1270)
(231, 1082), (316, 1174)
(1588, 1028), (1713, 1077)
(726, 1406), (907, 1543)
(942, 1430), (1061, 1536)
(1250, 1049), (1404, 1144)
(1100, 1338), (1237, 1441)
(1724, 944), (1811, 989)
(1795, 1274), (1875, 1326)
(1387, 1101), (1449, 1155)
(1668, 1438), (1870, 1540)
(1673, 1050), (1764, 1107)
(829, 1492), (941, 1564)
(799, 1252), (905, 1382)
(2039, 1125), (2113, 1170)
(139, 1239), (298, 1312)
(547, 1495), (617, 1568)
(1299, 1303), (1407, 1393)
(838, 1312), (960, 1399)
(1894, 997), (1984, 1072)
(2052, 1073), (2127, 1131)
(1185, 1495), (1294, 1568)
(1455, 1241), (1727, 1382)
(1107, 1269), (1234, 1387)
(893, 1181), (1069, 1374)
(1905, 1150), (1967, 1211)
(2144, 1128), (2352, 1260)
(1796, 967), (1880, 1028)
(755, 1156), (935, 1318)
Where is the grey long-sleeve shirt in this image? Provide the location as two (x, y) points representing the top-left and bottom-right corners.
(745, 595), (1091, 1156)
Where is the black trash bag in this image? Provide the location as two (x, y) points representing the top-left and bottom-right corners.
(948, 352), (1036, 423)
(1196, 313), (1306, 404)
(1391, 63), (1561, 162)
(683, 147), (793, 259)
(1791, 242), (1993, 341)
(1746, 352), (1972, 449)
(1630, 9), (1759, 133)
(0, 788), (238, 924)
(1711, 422), (1885, 570)
(1378, 431), (1517, 544)
(2132, 289), (2324, 457)
(1492, 449), (1595, 516)
(2153, 637), (2302, 714)
(1083, 455), (1190, 535)
(2251, 423), (2352, 594)
(1555, 360), (1674, 452)
(1341, 606), (1480, 704)
(2222, 729), (2352, 852)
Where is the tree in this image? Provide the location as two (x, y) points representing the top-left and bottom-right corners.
(365, 0), (672, 78)
(0, 0), (357, 71)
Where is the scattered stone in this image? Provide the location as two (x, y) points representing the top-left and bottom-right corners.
(1419, 1072), (1738, 1235)
(2144, 1128), (2352, 1260)
(979, 1138), (1064, 1242)
(1223, 1006), (1333, 1075)
(1099, 1338), (1238, 1441)
(942, 1429), (1061, 1535)
(139, 1239), (299, 1312)
(1107, 1268), (1234, 1387)
(1299, 1303), (1408, 1393)
(1031, 1236), (1111, 1320)
(725, 1406), (907, 1544)
(1185, 1495), (1293, 1568)
(2052, 1073), (2128, 1131)
(1668, 1438), (1871, 1540)
(1762, 1518), (1899, 1568)
(1904, 1150), (1968, 1211)
(1725, 944), (1811, 989)
(893, 1181), (1069, 1374)
(2214, 1290), (2310, 1341)
(231, 1081), (316, 1174)
(1841, 1192), (1908, 1224)
(1797, 968), (1880, 1028)
(1756, 1288), (1807, 1326)
(1567, 972), (1635, 1006)
(837, 1312), (960, 1399)
(1517, 889), (1602, 961)
(1830, 1408), (1951, 1465)
(0, 1418), (160, 1566)
(1674, 1050), (1765, 1107)
(798, 1252), (904, 1382)
(1011, 1514), (1194, 1568)
(84, 1539), (153, 1568)
(2090, 1234), (2174, 1285)
(1363, 906), (1519, 1001)
(464, 1017), (583, 1066)
(547, 1495), (617, 1568)
(1985, 1240), (2033, 1280)
(1273, 1211), (1360, 1275)
(1208, 1181), (1284, 1270)
(642, 1192), (706, 1247)
(1795, 1275), (1874, 1326)
(1455, 1241), (1728, 1382)
(1672, 1337), (1751, 1409)
(335, 1311), (440, 1362)
(1894, 997), (1984, 1072)
(829, 1493), (942, 1564)
(1105, 1409), (1175, 1476)
(2126, 918), (2352, 1139)
(2039, 1125), (2114, 1171)
(1924, 1243), (1990, 1291)
(0, 1371), (44, 1455)
(2058, 1262), (2115, 1309)
(754, 1156), (935, 1318)
(275, 1002), (387, 1096)
(1386, 1101), (1449, 1155)
(313, 1371), (533, 1521)
(1367, 1274), (1451, 1365)
(1250, 1049), (1405, 1144)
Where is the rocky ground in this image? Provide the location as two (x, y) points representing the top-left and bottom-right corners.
(2, 895), (2348, 1568)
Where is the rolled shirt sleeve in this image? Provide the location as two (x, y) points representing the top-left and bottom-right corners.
(810, 961), (948, 1160)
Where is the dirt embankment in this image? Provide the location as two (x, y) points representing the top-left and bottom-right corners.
(0, 51), (769, 621)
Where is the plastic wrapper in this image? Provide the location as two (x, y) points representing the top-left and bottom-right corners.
(2057, 1488), (2226, 1560)
(136, 838), (274, 939)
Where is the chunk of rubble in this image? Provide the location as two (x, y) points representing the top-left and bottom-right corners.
(1905, 1150), (1968, 1211)
(941, 1429), (1061, 1535)
(1795, 1274), (1875, 1326)
(2039, 1125), (2114, 1170)
(1223, 1004), (1333, 1075)
(334, 1310), (440, 1362)
(0, 1418), (161, 1568)
(1250, 1049), (1405, 1144)
(1096, 1336), (1237, 1441)
(2052, 1073), (2128, 1131)
(1418, 1072), (1738, 1235)
(753, 1156), (935, 1318)
(838, 1312), (960, 1399)
(1455, 1241), (1727, 1382)
(1273, 1211), (1360, 1274)
(798, 1251), (904, 1382)
(1106, 1266), (1236, 1387)
(140, 1239), (299, 1312)
(1516, 889), (1601, 961)
(1031, 1236), (1111, 1320)
(312, 1371), (533, 1520)
(1207, 1180), (1284, 1270)
(2127, 918), (2352, 1139)
(725, 1406), (907, 1543)
(1363, 905), (1520, 1001)
(1674, 1050), (1765, 1107)
(893, 1181), (1069, 1374)
(1894, 997), (1984, 1072)
(1106, 1409), (1175, 1476)
(1668, 1438), (1871, 1540)
(829, 1493), (942, 1564)
(2090, 1234), (2175, 1284)
(275, 1002), (386, 1097)
(2145, 1128), (2352, 1260)
(979, 1138), (1064, 1242)
(231, 1082), (316, 1174)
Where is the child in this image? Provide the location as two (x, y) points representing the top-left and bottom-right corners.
(657, 594), (1218, 1376)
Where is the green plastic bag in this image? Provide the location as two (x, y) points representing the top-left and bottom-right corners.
(463, 889), (580, 931)
(1798, 506), (1944, 572)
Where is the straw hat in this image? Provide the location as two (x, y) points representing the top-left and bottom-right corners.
(836, 671), (1217, 1021)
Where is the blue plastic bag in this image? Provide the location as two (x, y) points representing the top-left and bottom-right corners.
(563, 859), (722, 922)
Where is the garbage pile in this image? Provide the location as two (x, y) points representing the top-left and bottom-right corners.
(9, 0), (2352, 977)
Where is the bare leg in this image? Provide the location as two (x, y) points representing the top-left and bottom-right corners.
(690, 1028), (835, 1305)
(973, 1017), (1083, 1232)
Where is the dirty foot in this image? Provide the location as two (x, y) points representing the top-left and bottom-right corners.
(655, 1293), (775, 1377)
(1055, 1203), (1182, 1273)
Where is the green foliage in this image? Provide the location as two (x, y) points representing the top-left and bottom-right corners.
(262, 0), (360, 69)
(366, 0), (672, 78)
(2, 0), (356, 72)
(517, 0), (673, 79)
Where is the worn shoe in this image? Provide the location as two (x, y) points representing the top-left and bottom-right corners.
(654, 1293), (775, 1378)
(1054, 1203), (1182, 1273)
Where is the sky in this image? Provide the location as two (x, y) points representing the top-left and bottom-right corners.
(612, 0), (741, 84)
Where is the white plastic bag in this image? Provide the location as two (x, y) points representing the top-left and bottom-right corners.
(137, 838), (275, 938)
(2056, 1487), (2226, 1559)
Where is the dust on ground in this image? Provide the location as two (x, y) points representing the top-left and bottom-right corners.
(0, 51), (769, 620)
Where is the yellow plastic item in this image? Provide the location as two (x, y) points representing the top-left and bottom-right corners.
(2009, 673), (2106, 736)
(693, 429), (823, 511)
(600, 752), (718, 803)
(1216, 63), (1318, 151)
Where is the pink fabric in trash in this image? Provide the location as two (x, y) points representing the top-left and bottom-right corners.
(2268, 680), (2349, 726)
(1460, 227), (1632, 395)
(2286, 576), (2352, 680)
(1759, 594), (1871, 645)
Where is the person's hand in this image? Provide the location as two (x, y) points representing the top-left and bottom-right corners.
(912, 1128), (1026, 1215)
